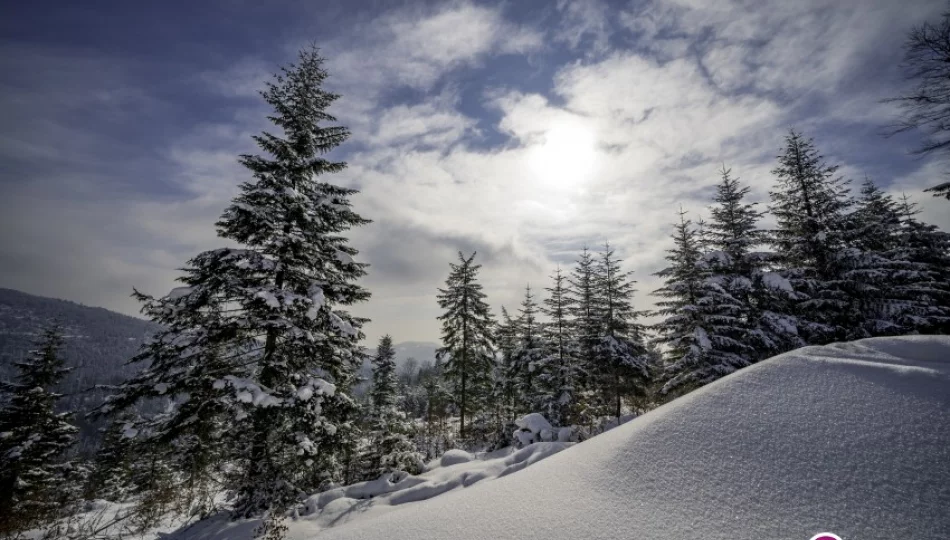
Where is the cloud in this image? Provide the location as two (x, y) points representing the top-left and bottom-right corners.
(3, 0), (950, 346)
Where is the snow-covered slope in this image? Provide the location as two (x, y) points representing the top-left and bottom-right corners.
(314, 336), (950, 540)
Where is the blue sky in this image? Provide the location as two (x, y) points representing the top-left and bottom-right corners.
(1, 0), (948, 344)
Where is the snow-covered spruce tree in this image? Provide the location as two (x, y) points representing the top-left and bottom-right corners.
(537, 268), (582, 427)
(592, 243), (651, 423)
(895, 195), (950, 333)
(436, 252), (496, 441)
(362, 335), (422, 480)
(769, 130), (859, 344)
(509, 285), (546, 416)
(567, 247), (603, 423)
(99, 47), (370, 517)
(493, 306), (519, 426)
(0, 326), (80, 535)
(420, 358), (453, 459)
(706, 166), (800, 360)
(84, 412), (138, 502)
(652, 213), (748, 396)
(848, 180), (913, 336)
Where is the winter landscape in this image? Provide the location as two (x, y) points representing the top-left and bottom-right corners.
(2, 1), (950, 539)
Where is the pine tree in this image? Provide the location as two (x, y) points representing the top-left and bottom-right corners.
(493, 307), (519, 426)
(509, 285), (546, 415)
(99, 47), (370, 516)
(592, 243), (651, 423)
(85, 413), (138, 502)
(895, 195), (950, 333)
(567, 247), (602, 423)
(436, 252), (496, 441)
(848, 180), (911, 336)
(706, 166), (800, 359)
(769, 130), (858, 344)
(362, 336), (422, 479)
(0, 326), (79, 535)
(537, 268), (582, 427)
(652, 213), (749, 395)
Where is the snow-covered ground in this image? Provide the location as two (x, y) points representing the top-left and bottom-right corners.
(56, 336), (950, 539)
(312, 336), (950, 540)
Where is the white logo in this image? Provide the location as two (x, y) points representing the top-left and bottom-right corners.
(809, 534), (842, 540)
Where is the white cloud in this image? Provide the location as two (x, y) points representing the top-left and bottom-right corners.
(4, 0), (950, 346)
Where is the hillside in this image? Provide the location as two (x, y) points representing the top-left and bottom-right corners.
(126, 335), (949, 540)
(0, 288), (160, 453)
(0, 288), (439, 452)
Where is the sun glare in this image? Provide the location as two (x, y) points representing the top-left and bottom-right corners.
(527, 121), (599, 189)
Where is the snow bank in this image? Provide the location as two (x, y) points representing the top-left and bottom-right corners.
(158, 442), (573, 540)
(314, 336), (950, 540)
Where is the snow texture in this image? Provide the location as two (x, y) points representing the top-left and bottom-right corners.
(311, 336), (950, 540)
(90, 336), (950, 540)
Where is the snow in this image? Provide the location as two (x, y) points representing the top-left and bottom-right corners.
(309, 336), (950, 540)
(164, 286), (193, 300)
(513, 413), (556, 446)
(761, 271), (793, 292)
(56, 336), (950, 540)
(438, 449), (474, 467)
(153, 442), (572, 540)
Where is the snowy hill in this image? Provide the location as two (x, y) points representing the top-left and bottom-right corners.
(61, 336), (950, 540)
(314, 336), (949, 540)
(0, 288), (159, 453)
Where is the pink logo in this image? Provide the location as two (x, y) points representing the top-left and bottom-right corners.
(809, 534), (842, 540)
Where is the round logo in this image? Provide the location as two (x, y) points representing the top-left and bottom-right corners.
(809, 534), (842, 540)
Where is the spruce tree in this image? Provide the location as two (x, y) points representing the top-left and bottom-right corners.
(493, 307), (519, 426)
(436, 252), (496, 441)
(895, 195), (950, 333)
(85, 412), (138, 502)
(848, 180), (910, 336)
(567, 247), (602, 423)
(0, 326), (79, 535)
(100, 47), (370, 516)
(362, 336), (422, 479)
(509, 285), (546, 416)
(652, 213), (749, 395)
(592, 243), (651, 423)
(706, 166), (800, 359)
(538, 268), (582, 427)
(769, 130), (858, 344)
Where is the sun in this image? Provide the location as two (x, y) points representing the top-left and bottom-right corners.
(527, 121), (599, 189)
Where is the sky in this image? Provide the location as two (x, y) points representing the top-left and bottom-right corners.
(1, 0), (949, 346)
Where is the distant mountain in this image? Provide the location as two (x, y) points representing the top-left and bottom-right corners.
(0, 288), (160, 454)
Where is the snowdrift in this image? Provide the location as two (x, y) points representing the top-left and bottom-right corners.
(313, 336), (950, 540)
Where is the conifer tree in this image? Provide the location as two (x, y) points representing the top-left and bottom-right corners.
(362, 336), (422, 479)
(509, 285), (545, 415)
(493, 307), (519, 426)
(100, 47), (370, 516)
(592, 243), (651, 422)
(567, 247), (602, 422)
(85, 412), (138, 502)
(706, 166), (800, 359)
(769, 130), (859, 344)
(895, 195), (950, 333)
(538, 268), (582, 426)
(848, 180), (910, 336)
(0, 326), (79, 535)
(436, 252), (495, 440)
(652, 213), (749, 395)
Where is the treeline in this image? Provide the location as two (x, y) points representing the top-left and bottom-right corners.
(1, 44), (949, 540)
(421, 130), (950, 455)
